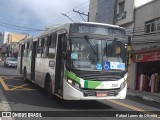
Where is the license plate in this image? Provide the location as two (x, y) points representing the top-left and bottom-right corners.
(96, 92), (107, 97)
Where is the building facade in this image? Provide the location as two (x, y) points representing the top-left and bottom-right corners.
(116, 0), (134, 35)
(89, 0), (116, 24)
(89, 0), (155, 35)
(130, 0), (160, 95)
(1, 32), (28, 57)
(0, 32), (3, 53)
(7, 32), (27, 44)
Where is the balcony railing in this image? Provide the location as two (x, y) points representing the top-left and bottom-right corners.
(117, 11), (127, 21)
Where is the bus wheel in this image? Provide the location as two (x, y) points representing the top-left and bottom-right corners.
(45, 78), (52, 98)
(23, 68), (28, 83)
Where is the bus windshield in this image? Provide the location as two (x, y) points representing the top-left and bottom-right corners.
(67, 37), (127, 71)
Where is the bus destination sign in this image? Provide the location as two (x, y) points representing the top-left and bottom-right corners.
(71, 24), (126, 37)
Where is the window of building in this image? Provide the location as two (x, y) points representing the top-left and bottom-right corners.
(145, 24), (151, 33)
(157, 19), (160, 31)
(119, 1), (125, 13)
(145, 17), (160, 33)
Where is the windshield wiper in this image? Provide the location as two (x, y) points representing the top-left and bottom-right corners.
(107, 38), (118, 56)
(84, 35), (100, 62)
(84, 35), (98, 56)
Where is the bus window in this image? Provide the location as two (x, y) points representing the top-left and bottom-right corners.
(48, 34), (56, 47)
(38, 39), (42, 47)
(24, 42), (29, 57)
(37, 39), (42, 57)
(18, 45), (21, 57)
(37, 38), (45, 57)
(48, 34), (57, 59)
(43, 37), (49, 58)
(48, 48), (55, 58)
(37, 49), (41, 57)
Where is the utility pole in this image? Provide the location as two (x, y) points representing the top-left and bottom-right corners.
(73, 9), (89, 22)
(61, 13), (75, 23)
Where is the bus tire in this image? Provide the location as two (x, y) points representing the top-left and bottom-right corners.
(45, 75), (52, 98)
(23, 68), (28, 83)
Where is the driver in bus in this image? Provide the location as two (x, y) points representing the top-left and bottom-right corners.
(81, 44), (90, 60)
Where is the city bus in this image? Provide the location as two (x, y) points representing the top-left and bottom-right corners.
(18, 22), (128, 100)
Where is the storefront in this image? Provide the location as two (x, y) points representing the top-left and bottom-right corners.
(131, 49), (160, 93)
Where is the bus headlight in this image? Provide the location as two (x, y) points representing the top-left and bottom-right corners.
(120, 81), (126, 90)
(67, 79), (73, 84)
(67, 79), (81, 90)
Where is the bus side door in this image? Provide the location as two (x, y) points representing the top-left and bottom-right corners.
(55, 32), (67, 96)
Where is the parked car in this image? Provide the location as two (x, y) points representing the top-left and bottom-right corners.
(4, 57), (17, 67)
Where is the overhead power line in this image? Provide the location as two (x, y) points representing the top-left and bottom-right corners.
(61, 13), (75, 23)
(0, 24), (44, 32)
(46, 1), (89, 25)
(53, 0), (110, 25)
(73, 9), (89, 22)
(0, 21), (44, 31)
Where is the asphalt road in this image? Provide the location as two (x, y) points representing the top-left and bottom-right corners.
(0, 62), (160, 120)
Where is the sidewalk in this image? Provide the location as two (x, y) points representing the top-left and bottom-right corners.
(0, 87), (14, 120)
(127, 89), (160, 103)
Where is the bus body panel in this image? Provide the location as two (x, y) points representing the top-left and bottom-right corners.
(34, 58), (55, 88)
(23, 57), (32, 80)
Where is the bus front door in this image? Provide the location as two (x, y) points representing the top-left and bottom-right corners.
(55, 33), (66, 96)
(31, 41), (37, 81)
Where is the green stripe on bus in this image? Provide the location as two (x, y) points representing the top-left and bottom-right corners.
(64, 70), (80, 83)
(84, 81), (102, 89)
(65, 70), (102, 89)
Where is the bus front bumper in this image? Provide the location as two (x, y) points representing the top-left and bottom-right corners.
(63, 82), (127, 100)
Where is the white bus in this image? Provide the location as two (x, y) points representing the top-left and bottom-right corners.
(18, 22), (128, 100)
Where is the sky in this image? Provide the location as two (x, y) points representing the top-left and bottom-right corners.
(134, 0), (153, 8)
(0, 0), (89, 36)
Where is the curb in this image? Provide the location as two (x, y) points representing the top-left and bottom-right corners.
(127, 92), (160, 104)
(0, 87), (14, 120)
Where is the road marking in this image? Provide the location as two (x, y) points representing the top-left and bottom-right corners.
(9, 84), (28, 90)
(0, 77), (10, 90)
(1, 76), (22, 81)
(1, 76), (16, 80)
(107, 100), (160, 118)
(0, 76), (36, 91)
(8, 84), (37, 91)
